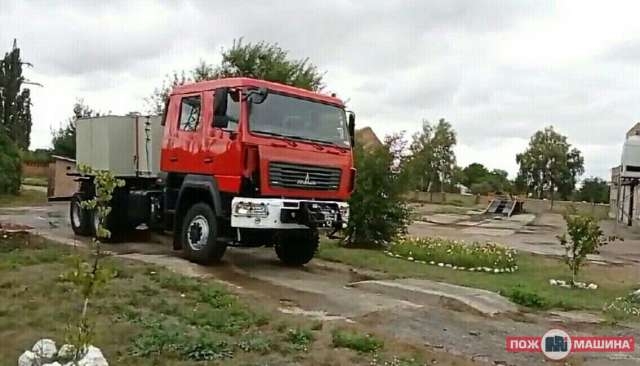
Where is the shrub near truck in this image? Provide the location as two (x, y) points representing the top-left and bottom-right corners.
(70, 78), (356, 266)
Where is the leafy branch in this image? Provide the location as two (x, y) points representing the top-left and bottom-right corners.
(62, 165), (124, 362)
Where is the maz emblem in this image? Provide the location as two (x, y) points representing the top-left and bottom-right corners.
(297, 173), (317, 186)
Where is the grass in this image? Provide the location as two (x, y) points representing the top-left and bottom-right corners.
(318, 240), (637, 312)
(22, 176), (48, 187)
(0, 233), (470, 365)
(0, 189), (47, 207)
(332, 328), (384, 353)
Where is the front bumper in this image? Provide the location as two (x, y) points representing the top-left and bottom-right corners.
(230, 197), (349, 230)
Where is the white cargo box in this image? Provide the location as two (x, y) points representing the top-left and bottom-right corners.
(76, 115), (163, 177)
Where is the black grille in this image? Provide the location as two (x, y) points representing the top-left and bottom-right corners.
(269, 162), (341, 190)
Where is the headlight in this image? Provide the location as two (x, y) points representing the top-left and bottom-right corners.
(233, 202), (269, 218)
(339, 204), (349, 221)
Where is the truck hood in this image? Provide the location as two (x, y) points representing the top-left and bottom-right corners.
(257, 143), (353, 200)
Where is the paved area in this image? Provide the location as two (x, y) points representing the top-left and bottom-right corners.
(350, 278), (519, 316)
(2, 202), (640, 365)
(409, 206), (640, 265)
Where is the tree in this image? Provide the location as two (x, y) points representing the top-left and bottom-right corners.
(558, 213), (614, 286)
(516, 126), (584, 206)
(461, 163), (490, 188)
(52, 99), (97, 158)
(0, 39), (32, 150)
(147, 39), (325, 114)
(577, 177), (609, 203)
(345, 133), (412, 247)
(0, 132), (21, 194)
(407, 119), (457, 192)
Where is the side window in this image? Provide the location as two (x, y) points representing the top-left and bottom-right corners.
(178, 96), (201, 131)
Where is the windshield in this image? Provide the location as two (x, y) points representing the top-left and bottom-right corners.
(249, 92), (350, 147)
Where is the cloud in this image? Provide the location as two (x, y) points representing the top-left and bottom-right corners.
(0, 0), (637, 180)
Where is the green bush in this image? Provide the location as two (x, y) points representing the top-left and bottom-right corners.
(346, 134), (412, 247)
(389, 237), (517, 271)
(286, 327), (314, 351)
(604, 291), (640, 319)
(331, 328), (383, 353)
(501, 286), (548, 309)
(0, 133), (22, 194)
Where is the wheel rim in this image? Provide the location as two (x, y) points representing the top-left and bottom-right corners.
(93, 212), (100, 233)
(187, 215), (210, 251)
(71, 201), (82, 228)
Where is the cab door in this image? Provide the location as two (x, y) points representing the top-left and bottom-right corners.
(202, 89), (243, 192)
(162, 92), (208, 174)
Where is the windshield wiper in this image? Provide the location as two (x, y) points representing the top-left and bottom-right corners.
(253, 130), (347, 152)
(253, 130), (297, 146)
(295, 137), (349, 152)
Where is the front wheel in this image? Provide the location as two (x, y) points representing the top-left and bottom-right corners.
(70, 193), (92, 236)
(181, 203), (226, 264)
(274, 229), (319, 266)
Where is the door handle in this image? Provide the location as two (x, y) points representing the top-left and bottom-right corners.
(203, 157), (213, 164)
(169, 156), (178, 162)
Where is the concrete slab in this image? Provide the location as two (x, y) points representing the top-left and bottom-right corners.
(478, 220), (524, 230)
(506, 214), (536, 225)
(457, 221), (481, 227)
(424, 214), (470, 225)
(548, 310), (606, 324)
(350, 278), (518, 317)
(461, 227), (516, 236)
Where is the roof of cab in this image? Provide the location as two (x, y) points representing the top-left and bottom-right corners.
(171, 77), (344, 107)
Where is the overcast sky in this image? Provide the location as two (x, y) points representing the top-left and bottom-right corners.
(2, 0), (639, 179)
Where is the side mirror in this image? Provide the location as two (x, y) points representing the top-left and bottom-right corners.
(247, 87), (268, 104)
(214, 88), (228, 117)
(347, 112), (356, 147)
(213, 88), (229, 128)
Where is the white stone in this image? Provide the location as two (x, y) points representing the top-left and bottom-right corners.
(43, 363), (62, 366)
(58, 344), (76, 359)
(76, 346), (108, 366)
(18, 351), (39, 366)
(407, 257), (414, 261)
(33, 338), (57, 360)
(459, 267), (465, 271)
(445, 263), (452, 268)
(469, 268), (475, 271)
(494, 268), (500, 273)
(429, 261), (435, 265)
(437, 263), (444, 267)
(588, 283), (598, 290)
(484, 267), (492, 272)
(549, 279), (557, 286)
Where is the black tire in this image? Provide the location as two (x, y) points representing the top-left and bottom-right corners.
(181, 203), (226, 264)
(91, 208), (125, 242)
(274, 229), (319, 266)
(70, 193), (92, 236)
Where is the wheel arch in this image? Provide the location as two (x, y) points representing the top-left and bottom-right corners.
(173, 174), (223, 249)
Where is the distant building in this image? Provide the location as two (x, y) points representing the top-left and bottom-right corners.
(610, 122), (640, 226)
(355, 127), (382, 150)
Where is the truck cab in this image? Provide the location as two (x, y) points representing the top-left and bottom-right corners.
(70, 78), (355, 266)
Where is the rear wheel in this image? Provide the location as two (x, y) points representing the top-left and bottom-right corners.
(274, 229), (319, 266)
(181, 203), (226, 264)
(70, 193), (92, 236)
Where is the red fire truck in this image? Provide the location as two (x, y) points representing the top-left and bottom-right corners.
(70, 78), (355, 266)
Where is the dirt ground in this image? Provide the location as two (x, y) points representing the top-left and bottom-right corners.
(1, 202), (640, 365)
